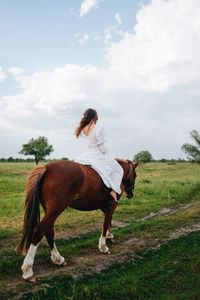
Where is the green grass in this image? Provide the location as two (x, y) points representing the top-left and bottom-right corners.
(20, 231), (200, 300)
(1, 162), (200, 299)
(1, 162), (200, 234)
(116, 163), (200, 220)
(1, 199), (200, 281)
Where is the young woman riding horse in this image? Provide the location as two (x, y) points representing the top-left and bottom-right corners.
(74, 108), (124, 203)
(17, 109), (138, 282)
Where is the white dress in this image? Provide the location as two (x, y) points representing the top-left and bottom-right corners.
(74, 126), (123, 194)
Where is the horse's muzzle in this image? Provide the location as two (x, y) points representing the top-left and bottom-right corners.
(127, 192), (134, 199)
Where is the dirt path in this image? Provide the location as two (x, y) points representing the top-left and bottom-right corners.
(1, 201), (199, 299)
(137, 202), (192, 222)
(12, 220), (200, 300)
(36, 220), (200, 280)
(44, 202), (194, 242)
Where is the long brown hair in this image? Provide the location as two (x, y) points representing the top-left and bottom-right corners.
(75, 108), (98, 138)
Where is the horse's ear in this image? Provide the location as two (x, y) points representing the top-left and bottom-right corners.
(132, 161), (138, 168)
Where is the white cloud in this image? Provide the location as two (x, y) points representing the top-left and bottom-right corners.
(79, 0), (99, 17)
(103, 13), (124, 45)
(104, 26), (115, 44)
(77, 11), (122, 46)
(115, 13), (122, 25)
(74, 32), (102, 45)
(106, 0), (200, 91)
(1, 0), (200, 159)
(0, 64), (106, 119)
(8, 66), (25, 76)
(79, 34), (91, 45)
(0, 67), (7, 81)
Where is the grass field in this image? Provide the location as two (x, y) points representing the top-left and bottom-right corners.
(0, 162), (200, 299)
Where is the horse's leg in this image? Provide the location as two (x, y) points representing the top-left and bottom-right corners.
(45, 225), (66, 266)
(99, 204), (117, 254)
(21, 210), (63, 281)
(21, 244), (39, 282)
(106, 217), (115, 242)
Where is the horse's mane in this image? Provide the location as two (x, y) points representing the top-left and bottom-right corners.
(115, 158), (132, 164)
(116, 158), (138, 168)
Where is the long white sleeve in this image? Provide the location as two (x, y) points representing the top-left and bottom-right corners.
(95, 127), (108, 154)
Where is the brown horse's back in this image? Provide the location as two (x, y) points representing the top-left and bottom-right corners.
(40, 160), (111, 212)
(69, 164), (111, 211)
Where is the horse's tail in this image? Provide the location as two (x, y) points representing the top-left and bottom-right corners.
(16, 165), (46, 255)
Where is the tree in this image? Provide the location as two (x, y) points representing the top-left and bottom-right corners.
(19, 136), (54, 164)
(0, 158), (6, 162)
(7, 156), (15, 162)
(160, 158), (167, 163)
(182, 130), (200, 163)
(134, 150), (153, 164)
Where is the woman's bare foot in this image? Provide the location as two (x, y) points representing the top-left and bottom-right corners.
(110, 190), (118, 203)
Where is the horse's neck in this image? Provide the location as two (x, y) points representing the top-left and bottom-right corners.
(116, 158), (129, 179)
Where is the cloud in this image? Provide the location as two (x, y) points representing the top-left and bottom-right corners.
(79, 0), (99, 17)
(0, 64), (106, 120)
(73, 32), (102, 46)
(79, 34), (91, 45)
(106, 0), (200, 91)
(104, 26), (116, 44)
(8, 66), (25, 76)
(115, 13), (122, 25)
(103, 13), (124, 45)
(76, 11), (122, 46)
(1, 0), (200, 159)
(0, 67), (7, 81)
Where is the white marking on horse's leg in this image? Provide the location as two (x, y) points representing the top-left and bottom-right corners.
(98, 234), (110, 254)
(106, 229), (114, 240)
(51, 243), (66, 265)
(21, 244), (38, 280)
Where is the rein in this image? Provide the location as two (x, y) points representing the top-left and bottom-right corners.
(127, 160), (133, 179)
(122, 160), (134, 192)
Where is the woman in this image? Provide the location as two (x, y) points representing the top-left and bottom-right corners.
(74, 108), (123, 203)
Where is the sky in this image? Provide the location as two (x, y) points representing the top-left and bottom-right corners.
(0, 0), (199, 160)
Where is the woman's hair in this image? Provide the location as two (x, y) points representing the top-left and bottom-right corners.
(75, 108), (98, 138)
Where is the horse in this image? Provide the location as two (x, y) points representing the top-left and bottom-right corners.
(17, 158), (138, 282)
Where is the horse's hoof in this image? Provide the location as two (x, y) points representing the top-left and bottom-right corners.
(29, 276), (36, 283)
(51, 256), (66, 266)
(61, 260), (66, 266)
(23, 276), (36, 283)
(99, 245), (110, 254)
(102, 249), (111, 255)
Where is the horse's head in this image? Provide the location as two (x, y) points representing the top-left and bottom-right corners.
(122, 160), (138, 199)
(116, 159), (138, 199)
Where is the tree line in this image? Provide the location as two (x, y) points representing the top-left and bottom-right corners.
(0, 157), (69, 163)
(134, 130), (200, 163)
(0, 156), (187, 164)
(1, 130), (199, 164)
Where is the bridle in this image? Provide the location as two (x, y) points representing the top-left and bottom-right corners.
(122, 160), (135, 194)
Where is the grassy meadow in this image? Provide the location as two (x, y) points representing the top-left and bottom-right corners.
(0, 162), (200, 299)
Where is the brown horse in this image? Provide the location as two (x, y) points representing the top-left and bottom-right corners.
(17, 158), (138, 282)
